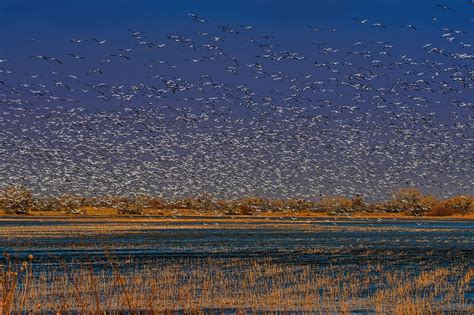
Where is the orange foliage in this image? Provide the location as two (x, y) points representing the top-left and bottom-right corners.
(1, 186), (472, 217)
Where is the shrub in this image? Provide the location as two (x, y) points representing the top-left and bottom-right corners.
(318, 196), (353, 213)
(351, 195), (366, 211)
(429, 205), (459, 216)
(115, 197), (144, 215)
(429, 196), (473, 216)
(237, 204), (253, 215)
(59, 194), (84, 213)
(30, 197), (61, 212)
(0, 186), (32, 215)
(389, 188), (429, 215)
(117, 205), (144, 215)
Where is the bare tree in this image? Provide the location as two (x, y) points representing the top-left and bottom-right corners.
(0, 186), (32, 215)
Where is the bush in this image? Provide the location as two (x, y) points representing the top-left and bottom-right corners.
(59, 194), (84, 213)
(0, 186), (32, 215)
(237, 204), (253, 215)
(392, 188), (423, 215)
(429, 205), (459, 216)
(30, 197), (61, 212)
(429, 196), (472, 216)
(115, 198), (144, 215)
(317, 196), (353, 213)
(351, 195), (366, 211)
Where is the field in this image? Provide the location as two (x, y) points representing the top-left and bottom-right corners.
(1, 216), (473, 313)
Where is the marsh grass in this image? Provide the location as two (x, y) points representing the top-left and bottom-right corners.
(1, 256), (472, 313)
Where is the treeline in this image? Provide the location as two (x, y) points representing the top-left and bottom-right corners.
(0, 186), (472, 216)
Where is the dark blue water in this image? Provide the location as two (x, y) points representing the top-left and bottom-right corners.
(1, 217), (473, 268)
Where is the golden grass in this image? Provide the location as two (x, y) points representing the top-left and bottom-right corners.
(1, 216), (472, 312)
(1, 257), (472, 313)
(2, 207), (474, 219)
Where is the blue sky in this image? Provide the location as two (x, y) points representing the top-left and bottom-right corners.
(1, 0), (470, 51)
(1, 0), (471, 103)
(0, 1), (472, 198)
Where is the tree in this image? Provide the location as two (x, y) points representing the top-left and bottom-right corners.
(431, 195), (473, 216)
(59, 194), (85, 214)
(237, 204), (253, 215)
(418, 195), (438, 213)
(0, 186), (32, 215)
(392, 188), (425, 215)
(318, 196), (353, 213)
(148, 196), (167, 209)
(30, 196), (61, 212)
(195, 193), (215, 211)
(115, 196), (144, 215)
(351, 195), (366, 212)
(445, 196), (472, 214)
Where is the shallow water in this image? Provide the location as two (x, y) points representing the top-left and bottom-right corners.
(1, 216), (472, 269)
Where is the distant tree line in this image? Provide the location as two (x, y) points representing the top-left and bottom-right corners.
(0, 186), (472, 216)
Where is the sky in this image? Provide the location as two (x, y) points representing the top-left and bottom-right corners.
(0, 0), (471, 56)
(0, 1), (472, 199)
(1, 0), (471, 108)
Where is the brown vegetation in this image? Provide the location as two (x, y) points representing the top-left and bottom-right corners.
(0, 186), (31, 215)
(1, 256), (471, 313)
(0, 186), (472, 217)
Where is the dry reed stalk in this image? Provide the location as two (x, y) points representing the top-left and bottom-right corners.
(2, 256), (473, 313)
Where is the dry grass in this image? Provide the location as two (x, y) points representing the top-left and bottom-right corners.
(0, 216), (472, 312)
(1, 257), (472, 313)
(2, 207), (474, 220)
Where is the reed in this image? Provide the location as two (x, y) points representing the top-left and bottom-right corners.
(1, 256), (472, 313)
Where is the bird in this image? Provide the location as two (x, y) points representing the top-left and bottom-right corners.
(187, 13), (206, 23)
(436, 4), (451, 11)
(0, 8), (470, 208)
(30, 56), (63, 64)
(67, 54), (86, 60)
(355, 18), (369, 24)
(372, 23), (386, 28)
(92, 39), (107, 44)
(402, 24), (417, 30)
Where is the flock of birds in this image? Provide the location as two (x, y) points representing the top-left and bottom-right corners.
(0, 4), (472, 200)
